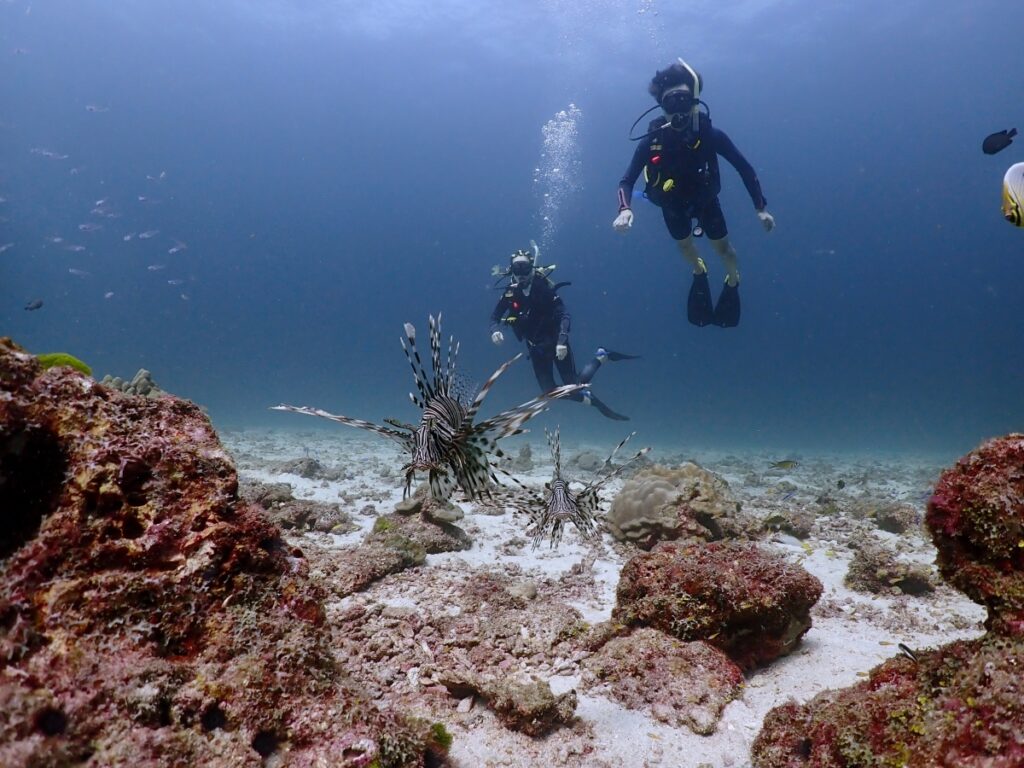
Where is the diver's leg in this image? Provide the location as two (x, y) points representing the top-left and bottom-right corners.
(710, 236), (740, 287)
(709, 237), (741, 327)
(529, 345), (559, 394)
(555, 343), (581, 391)
(682, 236), (715, 327)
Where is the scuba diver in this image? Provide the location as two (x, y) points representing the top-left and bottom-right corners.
(490, 243), (637, 421)
(612, 58), (774, 328)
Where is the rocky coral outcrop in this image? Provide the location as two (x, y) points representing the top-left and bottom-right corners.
(844, 540), (935, 596)
(240, 480), (357, 533)
(582, 628), (744, 735)
(605, 462), (750, 550)
(0, 338), (444, 767)
(99, 368), (165, 398)
(751, 635), (1024, 767)
(754, 434), (1024, 766)
(927, 434), (1024, 635)
(368, 513), (472, 554)
(612, 540), (823, 671)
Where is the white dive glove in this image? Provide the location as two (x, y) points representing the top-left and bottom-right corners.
(757, 209), (775, 232)
(613, 208), (634, 233)
(555, 344), (568, 361)
(491, 330), (504, 345)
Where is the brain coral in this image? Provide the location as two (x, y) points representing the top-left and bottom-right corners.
(605, 462), (745, 549)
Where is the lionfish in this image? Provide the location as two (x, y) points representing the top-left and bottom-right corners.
(520, 427), (650, 548)
(272, 314), (582, 502)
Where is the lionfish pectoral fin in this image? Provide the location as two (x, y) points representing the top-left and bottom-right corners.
(271, 404), (412, 447)
(428, 469), (457, 501)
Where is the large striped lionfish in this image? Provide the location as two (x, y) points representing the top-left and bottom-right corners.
(520, 427), (650, 548)
(272, 314), (582, 502)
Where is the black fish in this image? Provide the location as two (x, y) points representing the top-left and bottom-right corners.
(982, 128), (1017, 155)
(24, 298), (43, 311)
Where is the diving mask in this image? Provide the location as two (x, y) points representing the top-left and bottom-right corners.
(660, 84), (695, 116)
(510, 251), (534, 279)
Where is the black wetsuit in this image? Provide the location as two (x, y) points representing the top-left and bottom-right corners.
(490, 274), (629, 420)
(617, 115), (767, 328)
(616, 114), (766, 239)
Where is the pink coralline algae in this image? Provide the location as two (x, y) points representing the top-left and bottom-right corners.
(0, 338), (446, 767)
(753, 434), (1024, 767)
(927, 433), (1024, 636)
(612, 540), (823, 672)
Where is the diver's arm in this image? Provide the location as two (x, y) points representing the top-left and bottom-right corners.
(712, 128), (767, 210)
(490, 295), (510, 334)
(616, 143), (647, 211)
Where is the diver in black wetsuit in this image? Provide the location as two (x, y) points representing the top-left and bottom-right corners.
(490, 244), (636, 421)
(613, 58), (775, 328)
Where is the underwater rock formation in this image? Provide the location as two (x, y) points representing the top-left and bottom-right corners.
(927, 433), (1024, 635)
(752, 434), (1024, 767)
(612, 540), (823, 671)
(605, 462), (748, 550)
(581, 627), (744, 735)
(0, 338), (445, 766)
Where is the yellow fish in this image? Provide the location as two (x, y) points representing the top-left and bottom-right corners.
(769, 460), (799, 470)
(1002, 162), (1024, 227)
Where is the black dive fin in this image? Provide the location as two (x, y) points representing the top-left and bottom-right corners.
(688, 273), (715, 327)
(589, 393), (630, 421)
(713, 282), (741, 328)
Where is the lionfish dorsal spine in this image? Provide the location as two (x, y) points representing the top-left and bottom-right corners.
(402, 321), (436, 402)
(546, 426), (562, 481)
(428, 313), (445, 396)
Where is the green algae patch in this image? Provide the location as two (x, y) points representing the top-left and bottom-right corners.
(36, 352), (92, 377)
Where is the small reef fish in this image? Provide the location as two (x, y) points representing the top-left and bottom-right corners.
(138, 229), (160, 239)
(147, 264), (166, 271)
(0, 242), (14, 254)
(837, 479), (846, 489)
(1003, 162), (1024, 227)
(273, 313), (585, 501)
(897, 643), (919, 663)
(137, 195), (160, 204)
(123, 232), (136, 241)
(64, 244), (86, 252)
(78, 222), (102, 232)
(146, 171), (167, 181)
(30, 147), (68, 160)
(104, 291), (114, 299)
(85, 104), (109, 113)
(769, 460), (799, 470)
(167, 278), (185, 285)
(46, 236), (64, 244)
(168, 241), (187, 255)
(179, 293), (190, 301)
(24, 298), (43, 311)
(518, 427), (650, 548)
(68, 268), (90, 277)
(983, 128), (1017, 155)
(94, 197), (109, 206)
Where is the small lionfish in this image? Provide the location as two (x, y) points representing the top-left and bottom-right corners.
(272, 313), (583, 502)
(519, 427), (650, 549)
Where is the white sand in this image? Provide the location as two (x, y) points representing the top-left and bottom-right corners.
(223, 428), (986, 768)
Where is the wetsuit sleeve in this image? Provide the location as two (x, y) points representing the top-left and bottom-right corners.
(490, 294), (510, 334)
(712, 127), (767, 210)
(552, 294), (570, 345)
(616, 142), (648, 211)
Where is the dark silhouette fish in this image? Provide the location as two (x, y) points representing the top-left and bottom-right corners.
(24, 298), (43, 311)
(983, 128), (1017, 155)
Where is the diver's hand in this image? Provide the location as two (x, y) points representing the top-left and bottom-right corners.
(555, 344), (568, 361)
(613, 208), (634, 233)
(757, 209), (775, 232)
(491, 331), (504, 345)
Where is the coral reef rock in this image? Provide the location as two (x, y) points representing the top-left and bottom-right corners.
(367, 513), (472, 554)
(582, 628), (744, 735)
(240, 480), (357, 533)
(927, 433), (1024, 635)
(99, 367), (164, 398)
(478, 677), (577, 737)
(753, 434), (1024, 766)
(612, 540), (823, 671)
(844, 540), (935, 596)
(605, 462), (748, 550)
(0, 337), (444, 767)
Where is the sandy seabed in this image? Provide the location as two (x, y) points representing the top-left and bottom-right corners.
(221, 427), (985, 768)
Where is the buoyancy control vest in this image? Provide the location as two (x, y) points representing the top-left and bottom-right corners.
(641, 113), (721, 208)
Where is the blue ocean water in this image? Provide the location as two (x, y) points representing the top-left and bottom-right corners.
(1, 0), (1022, 458)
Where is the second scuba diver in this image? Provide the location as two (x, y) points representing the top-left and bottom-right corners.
(490, 243), (637, 421)
(613, 57), (775, 328)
